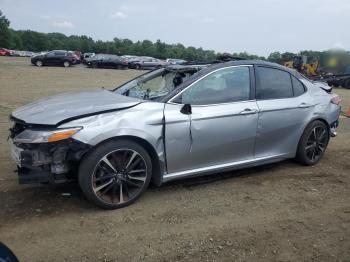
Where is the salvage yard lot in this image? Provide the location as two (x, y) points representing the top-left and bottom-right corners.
(0, 56), (349, 262)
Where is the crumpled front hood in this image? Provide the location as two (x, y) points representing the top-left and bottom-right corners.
(11, 89), (142, 126)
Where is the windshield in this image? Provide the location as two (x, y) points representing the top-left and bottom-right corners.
(113, 67), (204, 101)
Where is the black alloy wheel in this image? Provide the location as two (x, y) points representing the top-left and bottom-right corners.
(79, 140), (152, 209)
(296, 120), (329, 165)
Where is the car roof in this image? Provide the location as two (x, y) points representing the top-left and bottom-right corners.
(160, 60), (304, 102)
(197, 59), (302, 78)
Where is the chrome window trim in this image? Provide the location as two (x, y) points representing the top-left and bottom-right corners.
(167, 99), (256, 107)
(168, 65), (253, 105)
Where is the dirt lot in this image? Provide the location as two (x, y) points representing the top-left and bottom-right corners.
(0, 56), (349, 262)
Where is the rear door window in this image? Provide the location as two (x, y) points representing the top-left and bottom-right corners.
(256, 67), (293, 99)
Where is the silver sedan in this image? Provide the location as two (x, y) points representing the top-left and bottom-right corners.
(9, 61), (341, 209)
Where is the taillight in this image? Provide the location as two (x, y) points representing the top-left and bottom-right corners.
(331, 94), (341, 105)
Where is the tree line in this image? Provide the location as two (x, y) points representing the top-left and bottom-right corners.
(0, 10), (349, 66)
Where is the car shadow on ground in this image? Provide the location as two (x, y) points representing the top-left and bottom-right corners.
(0, 160), (295, 224)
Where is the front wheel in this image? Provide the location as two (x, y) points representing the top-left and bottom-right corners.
(296, 120), (329, 165)
(36, 60), (43, 67)
(78, 139), (152, 209)
(63, 61), (70, 67)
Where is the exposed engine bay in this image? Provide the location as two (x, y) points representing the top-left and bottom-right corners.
(9, 120), (91, 184)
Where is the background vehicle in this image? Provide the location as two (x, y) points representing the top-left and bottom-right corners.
(31, 50), (77, 67)
(8, 60), (340, 209)
(81, 52), (95, 63)
(0, 48), (11, 56)
(69, 51), (81, 64)
(129, 56), (169, 69)
(166, 58), (187, 65)
(284, 55), (319, 77)
(12, 50), (36, 57)
(85, 54), (128, 69)
(285, 54), (350, 88)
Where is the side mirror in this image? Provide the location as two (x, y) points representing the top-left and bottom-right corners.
(180, 104), (192, 115)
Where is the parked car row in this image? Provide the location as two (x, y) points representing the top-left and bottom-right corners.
(83, 54), (187, 70)
(0, 48), (40, 57)
(1, 47), (187, 70)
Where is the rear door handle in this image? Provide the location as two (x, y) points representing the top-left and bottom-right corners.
(239, 108), (258, 115)
(298, 103), (312, 108)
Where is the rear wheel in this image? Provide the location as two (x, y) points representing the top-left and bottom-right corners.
(36, 60), (43, 67)
(296, 120), (329, 165)
(135, 64), (141, 70)
(79, 139), (152, 209)
(63, 61), (70, 67)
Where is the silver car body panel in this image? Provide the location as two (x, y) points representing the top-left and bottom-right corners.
(162, 153), (288, 182)
(11, 89), (142, 125)
(163, 101), (259, 173)
(9, 61), (341, 185)
(61, 102), (166, 167)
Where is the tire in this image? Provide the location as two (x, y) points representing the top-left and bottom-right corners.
(78, 139), (152, 209)
(135, 64), (141, 70)
(63, 61), (70, 67)
(344, 78), (350, 89)
(36, 60), (43, 67)
(92, 62), (98, 68)
(296, 120), (329, 165)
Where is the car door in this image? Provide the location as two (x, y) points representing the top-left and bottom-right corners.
(105, 55), (115, 68)
(164, 65), (259, 174)
(150, 59), (160, 68)
(44, 51), (56, 65)
(53, 51), (67, 65)
(110, 56), (119, 68)
(254, 66), (314, 158)
(142, 58), (153, 69)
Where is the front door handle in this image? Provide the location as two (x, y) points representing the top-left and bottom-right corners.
(239, 108), (258, 115)
(298, 103), (312, 108)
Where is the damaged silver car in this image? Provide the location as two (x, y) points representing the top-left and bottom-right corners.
(9, 61), (341, 209)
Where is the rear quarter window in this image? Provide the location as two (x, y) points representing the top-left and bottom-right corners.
(291, 76), (306, 96)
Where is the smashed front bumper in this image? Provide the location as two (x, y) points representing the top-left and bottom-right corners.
(9, 138), (91, 184)
(9, 120), (91, 184)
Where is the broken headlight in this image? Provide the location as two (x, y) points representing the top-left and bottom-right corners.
(13, 127), (82, 144)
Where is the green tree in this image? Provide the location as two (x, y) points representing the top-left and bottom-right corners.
(280, 52), (296, 63)
(0, 10), (13, 48)
(267, 52), (282, 64)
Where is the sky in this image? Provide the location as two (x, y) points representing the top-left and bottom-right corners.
(1, 0), (349, 56)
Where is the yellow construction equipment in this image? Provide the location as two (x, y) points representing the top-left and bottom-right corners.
(284, 55), (319, 77)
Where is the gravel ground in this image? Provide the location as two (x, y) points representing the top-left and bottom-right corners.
(0, 57), (349, 262)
